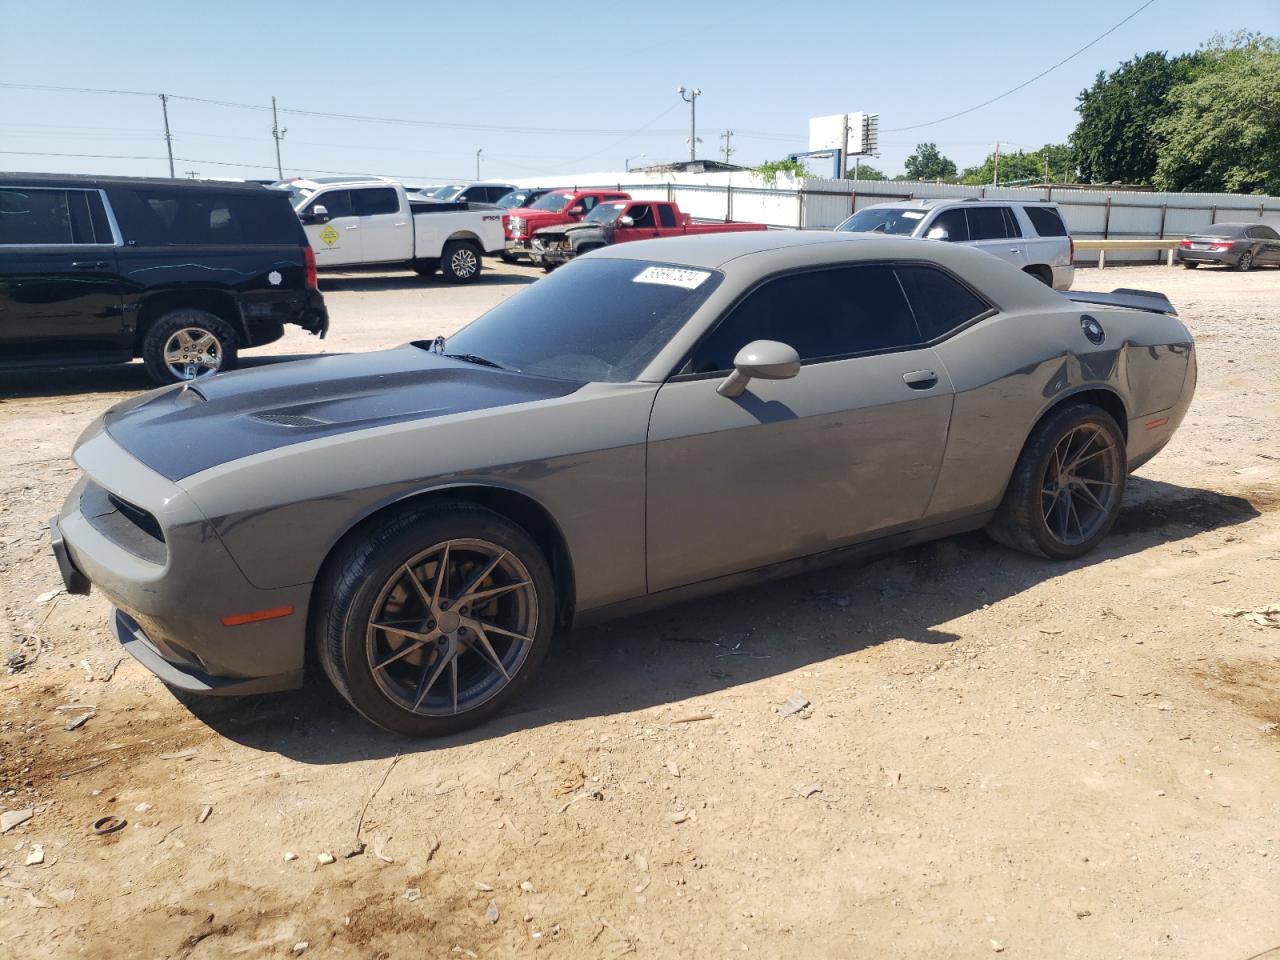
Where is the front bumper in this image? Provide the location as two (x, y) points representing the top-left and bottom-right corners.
(504, 239), (534, 258)
(52, 427), (311, 696)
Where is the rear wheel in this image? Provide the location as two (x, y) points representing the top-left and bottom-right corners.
(412, 258), (439, 277)
(440, 240), (482, 283)
(141, 309), (239, 385)
(987, 403), (1126, 560)
(1235, 250), (1254, 272)
(315, 502), (556, 736)
(499, 252), (519, 264)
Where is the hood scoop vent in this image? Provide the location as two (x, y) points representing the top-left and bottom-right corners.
(252, 411), (331, 427)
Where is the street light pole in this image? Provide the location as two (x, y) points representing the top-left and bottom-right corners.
(677, 86), (701, 162)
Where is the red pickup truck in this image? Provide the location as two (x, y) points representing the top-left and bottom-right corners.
(528, 199), (768, 267)
(503, 188), (630, 262)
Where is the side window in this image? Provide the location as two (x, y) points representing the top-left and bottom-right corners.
(895, 265), (992, 341)
(354, 188), (399, 216)
(311, 190), (353, 218)
(1023, 205), (1068, 237)
(1259, 226), (1280, 240)
(658, 204), (679, 228)
(967, 206), (1008, 241)
(630, 204), (656, 228)
(687, 265), (921, 374)
(928, 208), (969, 242)
(207, 200), (243, 243)
(0, 188), (85, 244)
(579, 196), (598, 213)
(1000, 207), (1022, 237)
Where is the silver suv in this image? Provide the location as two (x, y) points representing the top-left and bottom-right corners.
(835, 198), (1074, 290)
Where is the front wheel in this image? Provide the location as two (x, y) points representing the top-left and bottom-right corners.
(1183, 261), (1198, 270)
(440, 240), (482, 283)
(987, 403), (1126, 559)
(413, 258), (439, 277)
(141, 309), (239, 384)
(315, 502), (556, 736)
(1235, 250), (1254, 272)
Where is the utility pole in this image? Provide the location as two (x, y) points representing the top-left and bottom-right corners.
(476, 149), (482, 179)
(993, 141), (1000, 186)
(159, 93), (175, 178)
(271, 96), (287, 180)
(720, 129), (734, 164)
(677, 86), (701, 162)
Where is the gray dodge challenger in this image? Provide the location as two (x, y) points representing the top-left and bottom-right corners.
(51, 232), (1196, 735)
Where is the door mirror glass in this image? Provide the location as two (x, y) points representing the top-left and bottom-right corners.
(568, 205), (585, 216)
(926, 226), (948, 240)
(618, 215), (635, 227)
(717, 340), (801, 398)
(308, 204), (330, 224)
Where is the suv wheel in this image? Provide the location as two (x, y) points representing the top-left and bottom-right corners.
(142, 309), (239, 384)
(441, 240), (482, 283)
(986, 402), (1126, 560)
(315, 501), (556, 736)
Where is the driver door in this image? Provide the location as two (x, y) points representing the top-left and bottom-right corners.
(645, 263), (955, 592)
(302, 189), (361, 267)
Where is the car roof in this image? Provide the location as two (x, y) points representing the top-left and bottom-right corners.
(0, 172), (273, 193)
(858, 197), (1060, 211)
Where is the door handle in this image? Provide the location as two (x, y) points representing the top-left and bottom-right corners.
(394, 222), (408, 227)
(71, 260), (108, 270)
(1008, 247), (1020, 253)
(345, 225), (359, 230)
(902, 369), (938, 389)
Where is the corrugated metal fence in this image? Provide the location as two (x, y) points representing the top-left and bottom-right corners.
(516, 171), (1280, 265)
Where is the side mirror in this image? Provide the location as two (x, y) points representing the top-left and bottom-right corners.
(717, 340), (801, 398)
(568, 205), (585, 217)
(306, 204), (331, 224)
(925, 226), (948, 240)
(618, 215), (635, 227)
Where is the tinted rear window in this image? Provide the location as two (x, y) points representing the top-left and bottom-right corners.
(113, 189), (301, 245)
(896, 265), (991, 341)
(0, 187), (113, 244)
(1023, 205), (1068, 237)
(967, 206), (1011, 241)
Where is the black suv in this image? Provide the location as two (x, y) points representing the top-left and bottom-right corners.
(0, 174), (328, 384)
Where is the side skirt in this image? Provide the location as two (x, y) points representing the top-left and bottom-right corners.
(571, 513), (993, 630)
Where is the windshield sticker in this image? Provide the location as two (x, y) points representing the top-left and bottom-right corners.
(901, 211), (925, 219)
(633, 266), (711, 290)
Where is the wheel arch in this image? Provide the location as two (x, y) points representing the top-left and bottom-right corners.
(135, 288), (246, 352)
(1031, 386), (1129, 444)
(312, 482), (578, 633)
(445, 230), (484, 249)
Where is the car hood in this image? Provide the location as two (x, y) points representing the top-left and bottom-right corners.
(102, 345), (584, 482)
(510, 209), (570, 223)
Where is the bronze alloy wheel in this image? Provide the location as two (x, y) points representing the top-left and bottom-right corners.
(1039, 422), (1123, 547)
(364, 538), (538, 716)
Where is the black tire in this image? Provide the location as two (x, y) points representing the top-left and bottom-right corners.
(141, 309), (239, 385)
(315, 501), (556, 736)
(440, 240), (483, 283)
(413, 258), (439, 277)
(1023, 265), (1054, 287)
(986, 402), (1127, 560)
(1235, 250), (1254, 272)
(499, 252), (519, 264)
(1183, 261), (1198, 269)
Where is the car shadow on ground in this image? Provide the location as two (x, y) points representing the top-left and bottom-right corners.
(173, 475), (1266, 763)
(0, 353), (338, 400)
(318, 272), (537, 293)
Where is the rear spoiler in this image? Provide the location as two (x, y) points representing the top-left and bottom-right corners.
(1063, 287), (1177, 316)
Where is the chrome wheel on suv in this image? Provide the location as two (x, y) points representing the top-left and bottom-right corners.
(163, 327), (224, 380)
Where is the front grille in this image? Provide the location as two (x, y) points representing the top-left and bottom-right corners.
(108, 493), (165, 543)
(80, 481), (167, 565)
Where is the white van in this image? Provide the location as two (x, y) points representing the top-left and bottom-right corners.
(836, 198), (1074, 290)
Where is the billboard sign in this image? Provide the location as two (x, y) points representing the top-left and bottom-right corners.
(808, 112), (879, 157)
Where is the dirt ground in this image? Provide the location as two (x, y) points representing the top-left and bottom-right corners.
(1, 260), (1278, 960)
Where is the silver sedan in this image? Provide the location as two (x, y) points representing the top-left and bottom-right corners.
(52, 232), (1196, 735)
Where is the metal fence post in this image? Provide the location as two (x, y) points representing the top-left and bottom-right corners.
(1103, 197), (1112, 239)
(1158, 203), (1167, 265)
(726, 184), (733, 222)
(1210, 205), (1217, 224)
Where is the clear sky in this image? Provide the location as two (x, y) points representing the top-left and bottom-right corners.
(2, 0), (1276, 183)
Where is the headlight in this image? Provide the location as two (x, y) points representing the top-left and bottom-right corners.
(509, 217), (524, 236)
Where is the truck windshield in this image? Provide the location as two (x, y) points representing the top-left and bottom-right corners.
(836, 208), (927, 235)
(585, 202), (627, 224)
(529, 193), (573, 212)
(280, 184), (314, 209)
(497, 191), (530, 209)
(439, 258), (723, 383)
(427, 184), (466, 200)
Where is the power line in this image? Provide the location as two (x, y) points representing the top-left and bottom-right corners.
(0, 150), (473, 181)
(883, 0), (1157, 132)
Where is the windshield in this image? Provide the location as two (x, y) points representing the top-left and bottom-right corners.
(836, 207), (927, 236)
(530, 192), (573, 212)
(497, 190), (529, 209)
(441, 259), (723, 382)
(281, 184), (314, 209)
(427, 184), (465, 200)
(585, 202), (627, 224)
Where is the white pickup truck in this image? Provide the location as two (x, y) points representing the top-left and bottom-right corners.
(279, 178), (506, 282)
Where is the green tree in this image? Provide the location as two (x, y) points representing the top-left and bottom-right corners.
(957, 144), (1076, 185)
(845, 162), (887, 181)
(1153, 33), (1280, 194)
(903, 143), (957, 181)
(1070, 50), (1202, 184)
(752, 157), (814, 184)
